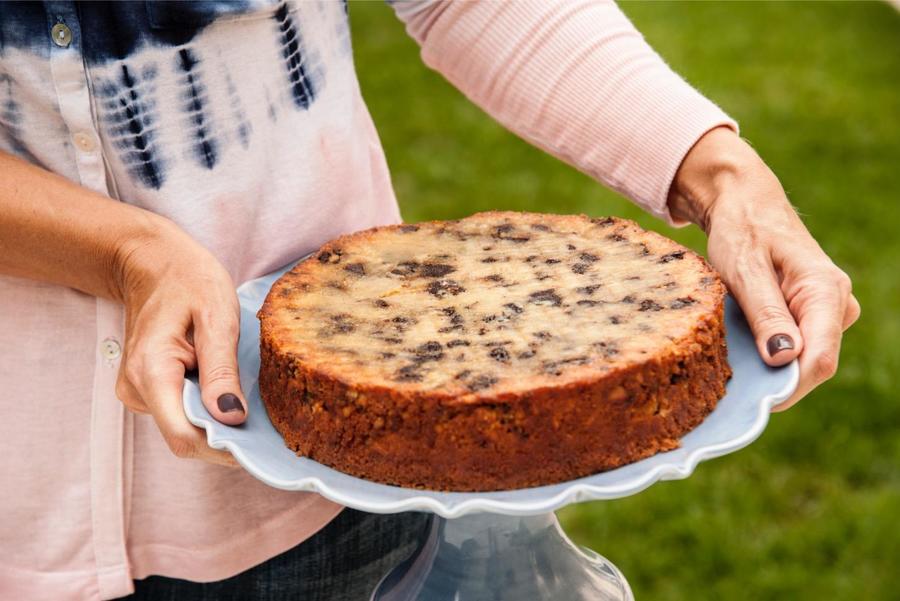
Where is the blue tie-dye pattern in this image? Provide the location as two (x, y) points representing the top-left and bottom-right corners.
(78, 1), (259, 63)
(0, 2), (52, 55)
(264, 85), (279, 123)
(95, 64), (167, 189)
(273, 3), (318, 110)
(0, 1), (334, 190)
(176, 47), (219, 170)
(0, 74), (28, 158)
(0, 75), (20, 130)
(145, 1), (257, 28)
(224, 71), (252, 149)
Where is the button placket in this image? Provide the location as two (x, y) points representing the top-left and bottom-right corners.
(46, 4), (109, 195)
(90, 301), (133, 599)
(45, 3), (134, 595)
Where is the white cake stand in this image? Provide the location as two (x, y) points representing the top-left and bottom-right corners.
(184, 263), (798, 600)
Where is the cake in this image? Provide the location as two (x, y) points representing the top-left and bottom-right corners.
(257, 212), (731, 491)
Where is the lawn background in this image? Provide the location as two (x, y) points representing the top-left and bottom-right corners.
(349, 2), (900, 599)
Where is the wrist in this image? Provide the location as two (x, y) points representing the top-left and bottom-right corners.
(667, 126), (768, 233)
(109, 212), (185, 303)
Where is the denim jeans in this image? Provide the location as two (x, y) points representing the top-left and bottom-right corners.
(118, 509), (431, 601)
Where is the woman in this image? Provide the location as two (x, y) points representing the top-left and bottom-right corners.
(0, 1), (858, 599)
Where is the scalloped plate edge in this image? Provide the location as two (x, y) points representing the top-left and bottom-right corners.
(184, 360), (797, 518)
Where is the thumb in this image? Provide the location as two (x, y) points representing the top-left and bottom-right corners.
(193, 309), (248, 426)
(725, 255), (804, 367)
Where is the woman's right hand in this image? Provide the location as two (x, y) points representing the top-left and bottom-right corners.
(112, 217), (247, 467)
(0, 152), (244, 466)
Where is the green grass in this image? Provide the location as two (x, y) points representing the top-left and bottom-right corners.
(349, 2), (900, 599)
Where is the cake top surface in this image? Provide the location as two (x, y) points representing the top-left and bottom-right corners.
(259, 212), (725, 399)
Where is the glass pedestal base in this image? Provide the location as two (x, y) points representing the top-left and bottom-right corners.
(371, 512), (633, 601)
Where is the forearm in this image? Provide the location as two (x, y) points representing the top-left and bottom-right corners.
(0, 151), (170, 301)
(393, 0), (736, 223)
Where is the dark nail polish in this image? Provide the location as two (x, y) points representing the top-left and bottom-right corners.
(767, 334), (794, 357)
(217, 393), (244, 414)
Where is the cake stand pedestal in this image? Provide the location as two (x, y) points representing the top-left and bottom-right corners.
(372, 512), (631, 601)
(184, 266), (798, 601)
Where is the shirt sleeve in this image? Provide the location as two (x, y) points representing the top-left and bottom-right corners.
(389, 0), (738, 226)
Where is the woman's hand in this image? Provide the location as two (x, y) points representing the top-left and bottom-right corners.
(111, 218), (248, 466)
(0, 152), (245, 464)
(669, 127), (860, 411)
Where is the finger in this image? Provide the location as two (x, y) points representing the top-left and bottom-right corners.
(843, 294), (861, 330)
(115, 368), (150, 414)
(157, 408), (238, 468)
(117, 314), (150, 414)
(193, 305), (248, 426)
(117, 331), (196, 414)
(772, 284), (844, 411)
(136, 350), (237, 467)
(725, 253), (804, 367)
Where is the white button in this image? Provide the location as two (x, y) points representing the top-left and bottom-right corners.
(101, 338), (122, 361)
(73, 132), (96, 152)
(51, 23), (72, 48)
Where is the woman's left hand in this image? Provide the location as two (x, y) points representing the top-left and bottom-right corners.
(668, 127), (860, 411)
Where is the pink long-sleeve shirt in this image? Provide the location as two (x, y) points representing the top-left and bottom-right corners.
(0, 1), (735, 599)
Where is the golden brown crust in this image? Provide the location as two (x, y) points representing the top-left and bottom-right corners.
(258, 212), (731, 491)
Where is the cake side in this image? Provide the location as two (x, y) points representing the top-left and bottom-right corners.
(259, 297), (729, 491)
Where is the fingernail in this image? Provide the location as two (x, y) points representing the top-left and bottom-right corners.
(217, 393), (245, 414)
(767, 334), (794, 357)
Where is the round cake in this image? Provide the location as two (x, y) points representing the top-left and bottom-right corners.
(257, 212), (731, 491)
